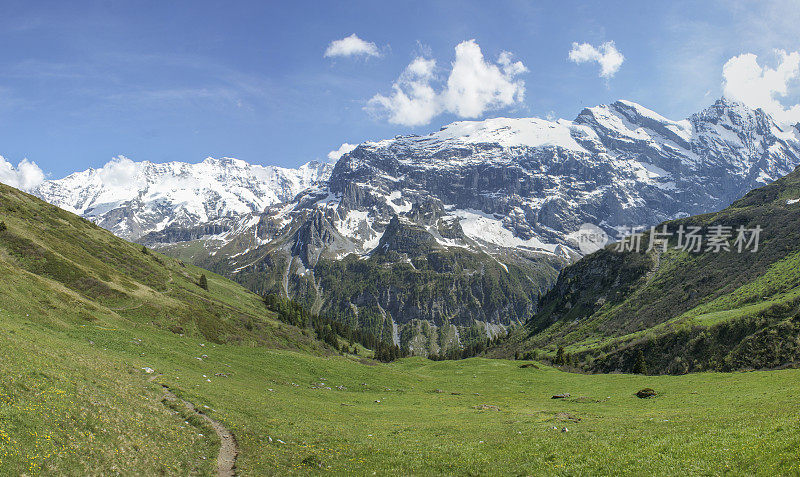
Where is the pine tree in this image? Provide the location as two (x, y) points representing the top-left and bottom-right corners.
(633, 350), (648, 374)
(199, 274), (208, 291)
(555, 346), (566, 366)
(0, 220), (6, 232)
(141, 245), (149, 255)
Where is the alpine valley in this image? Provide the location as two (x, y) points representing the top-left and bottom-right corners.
(33, 98), (800, 356)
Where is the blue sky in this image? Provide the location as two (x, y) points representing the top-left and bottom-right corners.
(1, 0), (800, 181)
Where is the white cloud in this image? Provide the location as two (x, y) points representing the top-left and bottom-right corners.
(568, 41), (625, 79)
(98, 156), (140, 187)
(367, 40), (527, 126)
(324, 34), (380, 58)
(722, 50), (800, 124)
(368, 57), (439, 126)
(327, 143), (357, 162)
(0, 156), (45, 191)
(442, 43), (527, 118)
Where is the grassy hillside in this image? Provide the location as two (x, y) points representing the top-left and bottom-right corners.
(0, 183), (328, 352)
(0, 182), (332, 473)
(496, 166), (800, 373)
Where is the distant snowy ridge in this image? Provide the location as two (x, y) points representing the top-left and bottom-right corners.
(33, 156), (333, 240)
(190, 97), (800, 353)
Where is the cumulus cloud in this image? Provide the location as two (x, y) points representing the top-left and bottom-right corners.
(327, 143), (357, 162)
(368, 57), (439, 126)
(568, 41), (624, 79)
(324, 34), (380, 58)
(0, 156), (45, 190)
(98, 156), (141, 187)
(367, 40), (527, 126)
(722, 50), (800, 124)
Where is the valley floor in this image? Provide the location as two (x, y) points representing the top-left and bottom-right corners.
(2, 306), (799, 475)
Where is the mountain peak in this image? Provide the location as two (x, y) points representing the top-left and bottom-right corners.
(27, 97), (800, 358)
(609, 99), (675, 123)
(202, 156), (248, 168)
(696, 96), (773, 124)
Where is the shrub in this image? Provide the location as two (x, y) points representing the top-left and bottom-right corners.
(633, 350), (648, 374)
(0, 220), (6, 232)
(636, 388), (657, 398)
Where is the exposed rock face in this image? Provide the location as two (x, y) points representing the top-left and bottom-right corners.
(251, 99), (798, 266)
(375, 216), (441, 255)
(291, 209), (350, 269)
(141, 222), (234, 244)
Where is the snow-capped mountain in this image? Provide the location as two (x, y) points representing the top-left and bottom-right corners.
(182, 98), (800, 354)
(33, 156), (333, 240)
(218, 98), (800, 261)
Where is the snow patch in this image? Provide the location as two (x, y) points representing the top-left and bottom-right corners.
(452, 209), (557, 252)
(386, 190), (412, 214)
(432, 117), (587, 152)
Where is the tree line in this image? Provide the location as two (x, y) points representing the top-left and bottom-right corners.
(262, 293), (409, 362)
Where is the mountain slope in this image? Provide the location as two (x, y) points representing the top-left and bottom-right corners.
(0, 182), (344, 473)
(497, 165), (800, 373)
(0, 181), (326, 351)
(296, 97), (799, 256)
(4, 154), (800, 475)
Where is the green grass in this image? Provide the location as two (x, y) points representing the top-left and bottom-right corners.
(0, 314), (218, 474)
(0, 183), (328, 353)
(680, 250), (800, 325)
(3, 304), (800, 475)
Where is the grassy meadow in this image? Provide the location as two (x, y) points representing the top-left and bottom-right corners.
(2, 301), (800, 475)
